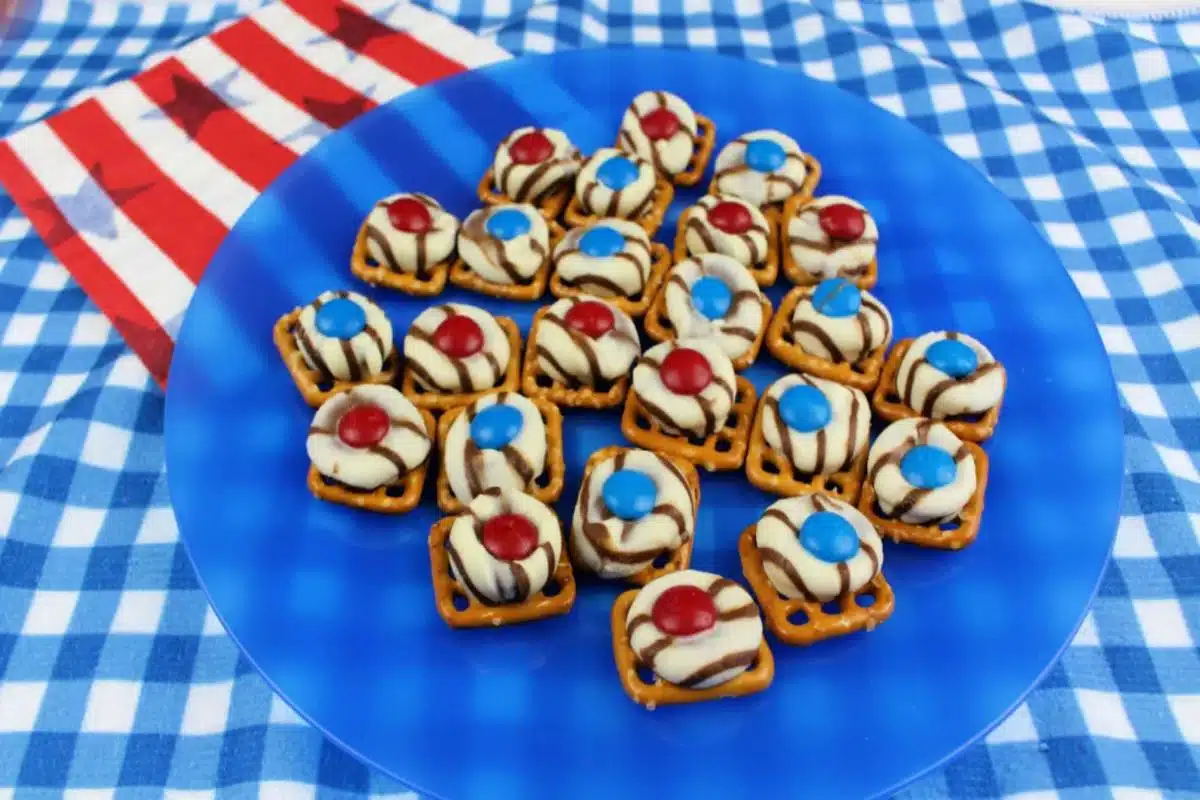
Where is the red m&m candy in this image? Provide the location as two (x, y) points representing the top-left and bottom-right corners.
(652, 585), (717, 636)
(337, 403), (390, 449)
(386, 197), (433, 234)
(481, 513), (539, 561)
(818, 203), (866, 242)
(639, 108), (680, 141)
(564, 300), (614, 339)
(660, 347), (712, 396)
(433, 315), (483, 358)
(509, 131), (554, 165)
(707, 200), (753, 234)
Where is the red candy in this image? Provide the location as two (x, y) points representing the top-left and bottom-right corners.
(432, 315), (483, 358)
(818, 203), (866, 242)
(509, 131), (554, 165)
(660, 347), (712, 396)
(337, 403), (390, 449)
(639, 108), (680, 141)
(481, 513), (539, 561)
(386, 197), (433, 234)
(652, 585), (717, 636)
(564, 300), (614, 339)
(707, 200), (753, 234)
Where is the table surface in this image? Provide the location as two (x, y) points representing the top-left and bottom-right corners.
(1, 1), (1198, 798)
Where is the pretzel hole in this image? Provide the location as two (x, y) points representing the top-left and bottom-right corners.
(939, 518), (961, 531)
(651, 551), (670, 569)
(542, 579), (562, 598)
(788, 609), (810, 626)
(714, 437), (733, 453)
(533, 470), (551, 490)
(954, 411), (984, 424)
(762, 459), (781, 476)
(365, 254), (380, 268)
(826, 480), (845, 496)
(635, 412), (653, 432)
(534, 370), (556, 389)
(821, 600), (841, 616)
(316, 379), (334, 392)
(636, 664), (657, 686)
(452, 592), (470, 611)
(856, 592), (876, 608)
(384, 482), (407, 498)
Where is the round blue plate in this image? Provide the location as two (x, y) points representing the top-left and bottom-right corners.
(166, 50), (1123, 800)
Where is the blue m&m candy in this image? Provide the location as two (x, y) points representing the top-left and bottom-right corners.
(926, 338), (978, 378)
(690, 276), (732, 320)
(602, 469), (657, 521)
(744, 138), (786, 173)
(811, 278), (862, 318)
(469, 404), (524, 450)
(900, 445), (957, 489)
(485, 208), (532, 241)
(315, 298), (366, 340)
(799, 512), (860, 563)
(778, 384), (831, 433)
(579, 226), (625, 258)
(596, 156), (640, 190)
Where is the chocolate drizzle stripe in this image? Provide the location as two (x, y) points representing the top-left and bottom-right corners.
(535, 345), (579, 387)
(367, 444), (408, 474)
(626, 613), (653, 641)
(340, 339), (362, 381)
(836, 562), (851, 597)
(762, 508), (798, 534)
(686, 217), (719, 253)
(718, 604), (759, 622)
(792, 319), (845, 362)
(537, 542), (556, 582)
(543, 314), (602, 386)
(677, 648), (759, 689)
(502, 444), (535, 486)
(509, 561), (531, 602)
(365, 227), (402, 270)
(759, 546), (819, 602)
(294, 324), (332, 380)
(767, 397), (797, 471)
(707, 577), (738, 599)
(463, 440), (484, 498)
(363, 326), (387, 365)
(637, 637), (673, 670)
(445, 538), (496, 606)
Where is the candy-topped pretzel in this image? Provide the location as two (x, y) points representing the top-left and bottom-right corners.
(872, 333), (1006, 442)
(612, 570), (774, 708)
(521, 299), (641, 409)
(765, 278), (893, 392)
(781, 195), (879, 289)
(549, 219), (672, 317)
(351, 193), (459, 296)
(745, 373), (871, 502)
(477, 127), (581, 220)
(738, 494), (894, 646)
(449, 204), (563, 301)
(571, 446), (700, 586)
(615, 91), (716, 187)
(674, 194), (779, 286)
(400, 304), (521, 410)
(274, 290), (397, 408)
(621, 338), (756, 472)
(565, 148), (674, 236)
(709, 130), (821, 210)
(429, 490), (576, 628)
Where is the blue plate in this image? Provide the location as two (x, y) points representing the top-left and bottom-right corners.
(165, 50), (1123, 800)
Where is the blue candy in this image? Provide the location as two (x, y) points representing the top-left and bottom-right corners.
(314, 298), (367, 339)
(778, 384), (831, 433)
(926, 338), (978, 378)
(579, 226), (626, 258)
(799, 512), (860, 563)
(601, 469), (658, 521)
(900, 445), (957, 489)
(469, 404), (524, 450)
(811, 278), (862, 318)
(596, 156), (640, 190)
(485, 208), (532, 241)
(691, 276), (732, 320)
(744, 138), (786, 172)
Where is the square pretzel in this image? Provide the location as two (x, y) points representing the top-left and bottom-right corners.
(400, 316), (522, 411)
(429, 516), (577, 628)
(620, 376), (757, 472)
(737, 524), (895, 646)
(871, 339), (1005, 443)
(521, 306), (629, 409)
(707, 152), (823, 212)
(435, 395), (566, 514)
(765, 285), (887, 392)
(642, 280), (771, 371)
(617, 113), (716, 188)
(549, 241), (672, 318)
(575, 446), (700, 586)
(673, 203), (780, 287)
(611, 588), (774, 707)
(857, 441), (990, 550)
(447, 221), (564, 301)
(563, 172), (675, 237)
(779, 194), (878, 290)
(307, 407), (435, 513)
(273, 308), (398, 408)
(476, 167), (572, 221)
(744, 394), (869, 502)
(349, 219), (451, 297)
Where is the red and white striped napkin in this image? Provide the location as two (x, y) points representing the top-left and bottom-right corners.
(0, 0), (510, 383)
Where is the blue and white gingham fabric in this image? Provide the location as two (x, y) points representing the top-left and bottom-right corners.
(1, 0), (1198, 797)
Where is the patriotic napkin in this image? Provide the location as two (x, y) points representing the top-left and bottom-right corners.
(0, 0), (509, 383)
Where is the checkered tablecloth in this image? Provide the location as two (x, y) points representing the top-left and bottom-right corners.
(1, 0), (1197, 797)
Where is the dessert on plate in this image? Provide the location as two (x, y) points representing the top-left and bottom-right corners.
(350, 193), (459, 296)
(565, 148), (673, 235)
(710, 130), (820, 209)
(274, 290), (397, 407)
(611, 569), (774, 707)
(450, 203), (559, 300)
(549, 218), (669, 316)
(478, 127), (581, 218)
(615, 90), (715, 187)
(781, 194), (879, 288)
(674, 193), (778, 286)
(401, 303), (521, 409)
